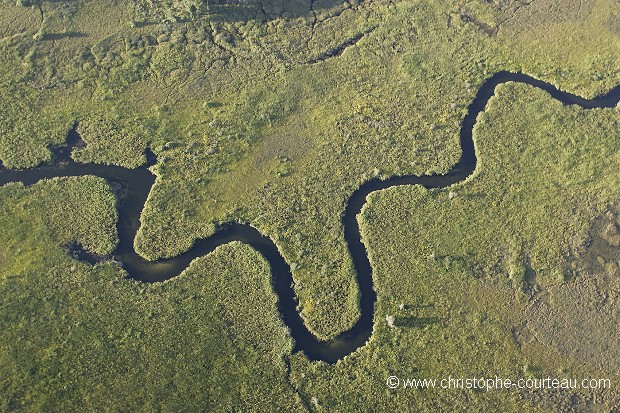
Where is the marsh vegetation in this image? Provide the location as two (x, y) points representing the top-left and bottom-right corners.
(1, 0), (620, 411)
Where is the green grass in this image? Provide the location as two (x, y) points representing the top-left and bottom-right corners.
(288, 81), (620, 412)
(1, 0), (620, 410)
(0, 182), (299, 411)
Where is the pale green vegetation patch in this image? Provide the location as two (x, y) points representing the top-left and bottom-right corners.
(0, 177), (117, 279)
(73, 113), (150, 168)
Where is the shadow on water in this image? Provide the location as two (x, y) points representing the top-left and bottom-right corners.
(0, 72), (619, 363)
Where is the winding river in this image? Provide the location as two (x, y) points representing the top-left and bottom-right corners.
(1, 72), (619, 363)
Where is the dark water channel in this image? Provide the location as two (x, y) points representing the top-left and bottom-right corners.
(1, 72), (619, 363)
